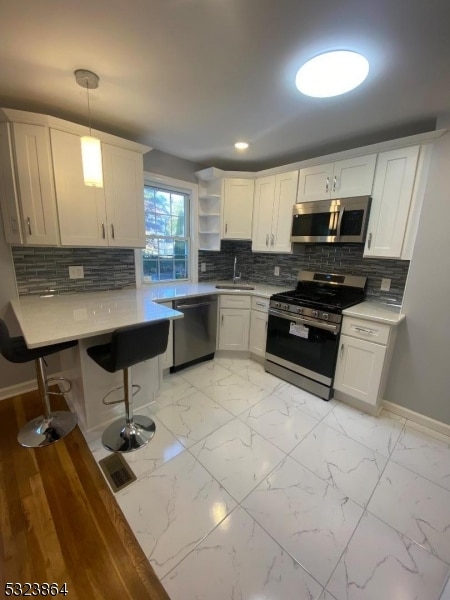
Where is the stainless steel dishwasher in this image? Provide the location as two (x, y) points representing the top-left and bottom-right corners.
(171, 295), (218, 372)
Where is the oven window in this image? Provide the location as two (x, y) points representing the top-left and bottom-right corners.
(266, 314), (338, 379)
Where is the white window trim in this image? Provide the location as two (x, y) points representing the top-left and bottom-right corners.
(135, 171), (199, 288)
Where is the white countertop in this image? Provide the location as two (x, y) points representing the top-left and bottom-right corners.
(342, 300), (406, 325)
(11, 281), (286, 348)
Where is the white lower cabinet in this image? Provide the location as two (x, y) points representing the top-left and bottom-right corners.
(218, 295), (250, 351)
(158, 301), (174, 369)
(249, 296), (269, 357)
(333, 316), (398, 414)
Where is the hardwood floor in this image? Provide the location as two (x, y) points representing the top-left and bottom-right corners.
(0, 389), (170, 599)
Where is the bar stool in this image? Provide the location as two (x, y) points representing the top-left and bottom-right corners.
(0, 319), (78, 448)
(86, 319), (170, 453)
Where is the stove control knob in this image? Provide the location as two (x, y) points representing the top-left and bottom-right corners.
(312, 310), (319, 318)
(296, 306), (303, 315)
(322, 313), (329, 321)
(274, 302), (281, 309)
(282, 303), (289, 311)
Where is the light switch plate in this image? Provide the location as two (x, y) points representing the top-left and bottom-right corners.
(69, 266), (84, 279)
(380, 277), (391, 291)
(201, 262), (206, 272)
(274, 266), (280, 276)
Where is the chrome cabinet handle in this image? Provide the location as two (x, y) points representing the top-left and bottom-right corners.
(368, 232), (372, 249)
(101, 223), (106, 239)
(221, 314), (224, 325)
(26, 217), (32, 236)
(111, 223), (115, 239)
(354, 326), (375, 335)
(266, 234), (269, 247)
(325, 177), (330, 193)
(333, 175), (337, 192)
(340, 343), (344, 359)
(271, 233), (275, 246)
(256, 302), (266, 307)
(225, 223), (228, 234)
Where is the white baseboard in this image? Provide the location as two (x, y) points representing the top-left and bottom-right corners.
(383, 400), (450, 438)
(0, 379), (37, 401)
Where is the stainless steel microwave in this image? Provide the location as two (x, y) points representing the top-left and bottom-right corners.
(291, 196), (371, 244)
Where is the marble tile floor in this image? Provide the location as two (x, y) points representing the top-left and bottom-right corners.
(85, 356), (450, 600)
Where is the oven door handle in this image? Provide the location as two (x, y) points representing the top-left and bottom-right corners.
(268, 308), (339, 333)
(336, 207), (345, 240)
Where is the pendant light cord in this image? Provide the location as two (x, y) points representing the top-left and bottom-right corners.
(86, 78), (92, 136)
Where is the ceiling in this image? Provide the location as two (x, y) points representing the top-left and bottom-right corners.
(1, 0), (450, 170)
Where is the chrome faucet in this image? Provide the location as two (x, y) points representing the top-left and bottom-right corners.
(233, 255), (241, 284)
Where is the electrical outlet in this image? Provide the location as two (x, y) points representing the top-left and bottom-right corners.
(201, 262), (206, 272)
(274, 266), (280, 276)
(380, 277), (391, 292)
(69, 266), (84, 279)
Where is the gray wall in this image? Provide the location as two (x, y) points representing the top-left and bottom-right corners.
(385, 121), (450, 424)
(144, 149), (205, 183)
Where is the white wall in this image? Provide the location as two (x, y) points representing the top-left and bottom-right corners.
(144, 149), (205, 183)
(385, 118), (450, 424)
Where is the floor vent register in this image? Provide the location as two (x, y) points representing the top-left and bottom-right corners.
(99, 453), (137, 493)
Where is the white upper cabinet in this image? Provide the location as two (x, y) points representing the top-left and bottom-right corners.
(364, 146), (420, 259)
(0, 122), (60, 245)
(51, 129), (108, 247)
(252, 170), (298, 253)
(222, 178), (254, 239)
(52, 132), (145, 248)
(102, 144), (145, 248)
(297, 154), (377, 202)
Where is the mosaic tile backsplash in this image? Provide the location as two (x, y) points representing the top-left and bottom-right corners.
(199, 241), (409, 303)
(12, 247), (136, 295)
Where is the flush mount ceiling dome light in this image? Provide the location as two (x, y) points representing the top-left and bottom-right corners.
(235, 141), (249, 150)
(295, 50), (369, 98)
(74, 69), (104, 188)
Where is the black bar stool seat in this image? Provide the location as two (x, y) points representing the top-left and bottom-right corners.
(0, 319), (78, 447)
(87, 319), (170, 453)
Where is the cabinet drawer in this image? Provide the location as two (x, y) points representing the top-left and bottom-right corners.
(251, 296), (269, 313)
(219, 294), (251, 309)
(342, 317), (390, 345)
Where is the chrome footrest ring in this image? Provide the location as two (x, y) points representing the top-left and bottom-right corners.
(102, 384), (141, 406)
(47, 376), (73, 395)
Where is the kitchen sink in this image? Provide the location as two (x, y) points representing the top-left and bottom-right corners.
(215, 283), (255, 290)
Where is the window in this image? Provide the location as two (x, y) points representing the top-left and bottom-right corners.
(142, 183), (190, 282)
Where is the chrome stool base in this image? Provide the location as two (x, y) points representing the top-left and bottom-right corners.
(102, 415), (156, 453)
(18, 411), (78, 448)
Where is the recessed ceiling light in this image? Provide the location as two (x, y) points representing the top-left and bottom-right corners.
(295, 50), (369, 98)
(235, 141), (249, 150)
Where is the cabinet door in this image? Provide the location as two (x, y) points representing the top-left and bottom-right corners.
(249, 310), (268, 357)
(223, 178), (254, 239)
(12, 123), (59, 245)
(252, 176), (275, 251)
(334, 334), (386, 406)
(271, 170), (298, 253)
(218, 308), (250, 351)
(364, 146), (419, 258)
(51, 130), (108, 247)
(297, 163), (334, 202)
(158, 301), (174, 370)
(331, 154), (376, 198)
(0, 123), (22, 244)
(102, 144), (145, 248)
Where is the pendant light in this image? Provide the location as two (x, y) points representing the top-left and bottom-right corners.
(74, 69), (104, 188)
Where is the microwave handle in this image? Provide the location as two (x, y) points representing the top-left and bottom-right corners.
(336, 207), (345, 240)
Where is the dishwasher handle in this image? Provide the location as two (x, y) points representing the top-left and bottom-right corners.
(175, 300), (216, 310)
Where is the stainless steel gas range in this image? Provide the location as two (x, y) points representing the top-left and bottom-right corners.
(265, 270), (366, 400)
